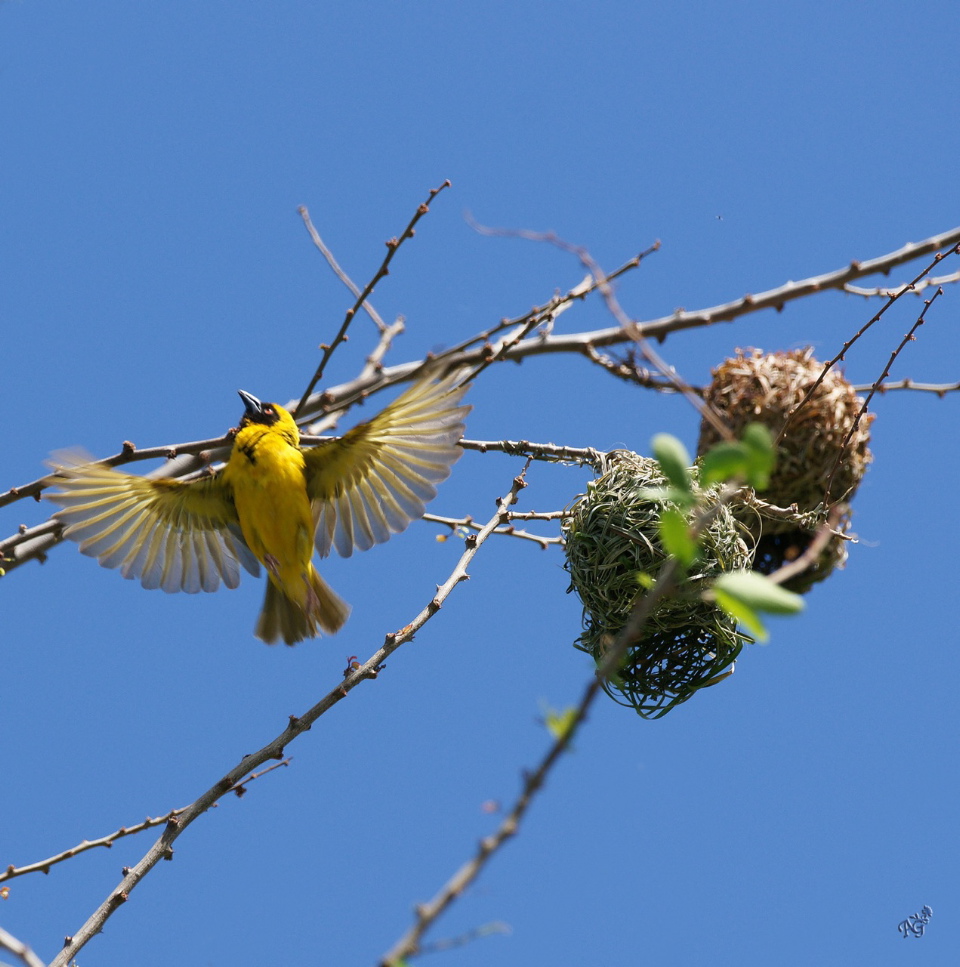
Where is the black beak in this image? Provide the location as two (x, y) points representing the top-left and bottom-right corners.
(238, 390), (264, 418)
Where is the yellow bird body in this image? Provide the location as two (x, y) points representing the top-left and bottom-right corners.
(48, 370), (470, 644)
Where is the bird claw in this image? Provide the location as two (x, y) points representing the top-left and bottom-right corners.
(264, 554), (281, 578)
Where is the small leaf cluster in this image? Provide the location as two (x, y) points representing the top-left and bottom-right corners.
(650, 426), (803, 642)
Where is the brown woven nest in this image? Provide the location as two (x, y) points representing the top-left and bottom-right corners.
(563, 451), (752, 719)
(697, 347), (872, 590)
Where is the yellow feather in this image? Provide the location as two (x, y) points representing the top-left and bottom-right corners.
(48, 370), (470, 645)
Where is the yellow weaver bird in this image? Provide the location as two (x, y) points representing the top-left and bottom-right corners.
(48, 370), (471, 645)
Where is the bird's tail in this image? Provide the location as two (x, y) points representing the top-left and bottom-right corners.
(255, 566), (350, 645)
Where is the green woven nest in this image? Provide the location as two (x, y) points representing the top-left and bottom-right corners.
(563, 451), (752, 719)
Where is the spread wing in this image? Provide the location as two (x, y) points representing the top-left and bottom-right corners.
(305, 370), (471, 558)
(48, 451), (261, 593)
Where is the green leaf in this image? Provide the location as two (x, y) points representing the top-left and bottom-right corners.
(712, 587), (769, 642)
(658, 507), (699, 566)
(543, 706), (578, 742)
(741, 422), (776, 489)
(699, 441), (750, 486)
(652, 434), (693, 492)
(713, 570), (805, 615)
(635, 571), (655, 589)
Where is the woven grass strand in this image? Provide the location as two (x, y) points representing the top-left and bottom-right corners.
(563, 452), (751, 719)
(697, 347), (871, 592)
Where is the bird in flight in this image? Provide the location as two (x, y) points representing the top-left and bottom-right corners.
(48, 369), (471, 645)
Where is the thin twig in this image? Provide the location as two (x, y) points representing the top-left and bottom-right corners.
(298, 206), (389, 332)
(380, 538), (689, 967)
(48, 465), (530, 967)
(435, 253), (648, 363)
(468, 219), (710, 429)
(0, 760), (291, 885)
(358, 317), (406, 383)
(582, 344), (683, 391)
(380, 482), (747, 966)
(0, 926), (46, 967)
(294, 180), (452, 415)
(843, 268), (960, 298)
(423, 512), (563, 549)
(766, 507), (846, 586)
(419, 921), (511, 956)
(779, 243), (959, 444)
(475, 225), (960, 356)
(9, 228), (955, 516)
(822, 286), (944, 502)
(851, 378), (960, 396)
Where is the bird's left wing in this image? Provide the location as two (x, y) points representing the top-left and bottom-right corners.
(305, 370), (471, 558)
(48, 452), (261, 593)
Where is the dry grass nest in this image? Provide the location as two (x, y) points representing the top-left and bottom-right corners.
(563, 451), (752, 719)
(697, 347), (872, 591)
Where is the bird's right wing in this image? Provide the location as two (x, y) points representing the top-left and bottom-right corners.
(48, 452), (261, 593)
(304, 370), (471, 558)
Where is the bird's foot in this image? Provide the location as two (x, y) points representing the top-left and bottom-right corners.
(264, 554), (281, 578)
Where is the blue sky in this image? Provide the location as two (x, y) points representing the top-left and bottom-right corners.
(2, 2), (958, 965)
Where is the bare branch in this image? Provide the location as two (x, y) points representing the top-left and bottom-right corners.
(380, 507), (692, 967)
(779, 244), (958, 448)
(293, 179), (452, 415)
(0, 761), (290, 885)
(457, 438), (606, 468)
(419, 921), (512, 956)
(382, 471), (849, 965)
(822, 285), (944, 501)
(423, 511), (563, 549)
(298, 205), (389, 332)
(843, 268), (960, 298)
(48, 466), (530, 967)
(0, 926), (46, 967)
(851, 378), (960, 396)
(767, 507), (847, 586)
(473, 225), (960, 358)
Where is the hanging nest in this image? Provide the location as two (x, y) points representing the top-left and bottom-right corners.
(563, 451), (752, 719)
(697, 347), (872, 590)
(749, 513), (851, 595)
